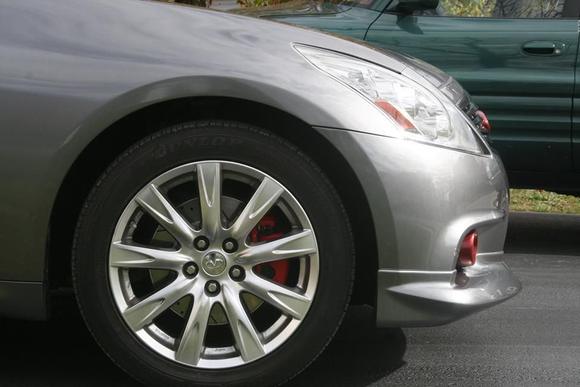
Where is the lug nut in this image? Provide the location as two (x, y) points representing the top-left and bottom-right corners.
(229, 265), (245, 281)
(183, 262), (199, 278)
(194, 236), (210, 251)
(205, 280), (221, 296)
(223, 238), (238, 253)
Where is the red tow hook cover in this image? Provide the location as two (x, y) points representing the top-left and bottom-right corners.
(457, 230), (478, 268)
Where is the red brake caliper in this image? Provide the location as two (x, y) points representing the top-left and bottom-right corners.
(251, 215), (290, 284)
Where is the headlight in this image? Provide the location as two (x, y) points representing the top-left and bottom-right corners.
(295, 45), (484, 154)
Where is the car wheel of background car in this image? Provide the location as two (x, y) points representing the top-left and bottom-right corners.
(72, 121), (354, 387)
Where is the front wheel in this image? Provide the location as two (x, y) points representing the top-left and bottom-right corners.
(73, 121), (354, 386)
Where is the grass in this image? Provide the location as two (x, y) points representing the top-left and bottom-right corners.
(510, 189), (580, 214)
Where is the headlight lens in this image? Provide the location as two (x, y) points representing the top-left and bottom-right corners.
(295, 45), (483, 154)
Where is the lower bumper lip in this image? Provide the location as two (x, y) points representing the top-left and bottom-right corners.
(376, 251), (521, 328)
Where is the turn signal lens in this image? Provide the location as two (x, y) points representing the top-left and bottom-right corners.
(375, 100), (415, 131)
(457, 230), (478, 268)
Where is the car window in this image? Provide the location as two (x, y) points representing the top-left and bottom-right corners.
(417, 0), (567, 19)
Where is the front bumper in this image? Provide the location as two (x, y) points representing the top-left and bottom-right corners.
(316, 127), (521, 327)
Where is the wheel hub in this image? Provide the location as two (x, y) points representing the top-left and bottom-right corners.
(201, 251), (227, 276)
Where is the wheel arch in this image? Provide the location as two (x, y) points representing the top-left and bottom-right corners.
(48, 96), (377, 309)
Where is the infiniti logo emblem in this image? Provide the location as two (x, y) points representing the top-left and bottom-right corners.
(201, 251), (227, 276)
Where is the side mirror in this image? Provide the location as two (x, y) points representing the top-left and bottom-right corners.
(395, 0), (439, 14)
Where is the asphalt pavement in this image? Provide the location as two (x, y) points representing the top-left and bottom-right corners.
(0, 212), (579, 386)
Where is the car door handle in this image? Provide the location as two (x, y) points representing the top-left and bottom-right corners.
(522, 41), (565, 56)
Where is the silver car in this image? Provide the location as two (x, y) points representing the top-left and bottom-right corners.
(0, 0), (520, 386)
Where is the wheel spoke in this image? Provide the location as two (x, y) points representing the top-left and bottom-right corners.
(110, 242), (190, 270)
(229, 177), (283, 242)
(242, 272), (312, 320)
(197, 162), (222, 238)
(175, 288), (212, 366)
(123, 279), (192, 331)
(135, 183), (195, 246)
(234, 230), (316, 266)
(222, 284), (265, 362)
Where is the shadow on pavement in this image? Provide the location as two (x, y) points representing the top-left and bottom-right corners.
(0, 303), (405, 387)
(506, 212), (580, 255)
(0, 299), (140, 387)
(289, 306), (407, 387)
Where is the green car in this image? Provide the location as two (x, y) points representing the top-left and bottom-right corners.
(245, 0), (580, 191)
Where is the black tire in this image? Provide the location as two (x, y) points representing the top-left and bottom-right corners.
(73, 121), (355, 387)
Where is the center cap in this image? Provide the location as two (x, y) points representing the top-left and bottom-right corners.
(201, 251), (227, 276)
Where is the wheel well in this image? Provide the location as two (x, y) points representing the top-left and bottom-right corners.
(48, 97), (377, 306)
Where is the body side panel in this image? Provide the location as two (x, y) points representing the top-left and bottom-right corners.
(0, 0), (406, 282)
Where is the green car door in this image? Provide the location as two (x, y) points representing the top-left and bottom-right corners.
(365, 0), (580, 184)
(575, 44), (580, 173)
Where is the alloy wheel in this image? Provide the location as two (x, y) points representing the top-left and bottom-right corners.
(108, 160), (319, 369)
